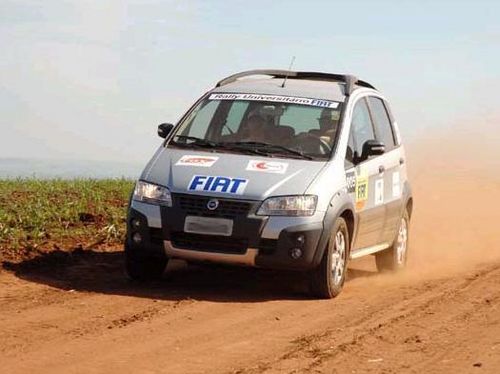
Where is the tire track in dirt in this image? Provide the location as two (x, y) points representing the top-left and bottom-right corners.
(233, 264), (500, 374)
(0, 278), (197, 358)
(232, 263), (500, 373)
(1, 243), (500, 373)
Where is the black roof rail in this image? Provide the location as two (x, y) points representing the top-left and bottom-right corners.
(215, 69), (376, 96)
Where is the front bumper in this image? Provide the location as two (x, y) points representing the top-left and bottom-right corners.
(127, 197), (325, 270)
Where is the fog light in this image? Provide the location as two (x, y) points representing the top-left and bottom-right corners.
(132, 232), (142, 244)
(296, 234), (305, 246)
(290, 247), (303, 260)
(131, 218), (141, 228)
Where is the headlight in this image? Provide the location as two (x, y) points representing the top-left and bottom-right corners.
(257, 195), (317, 216)
(133, 181), (172, 206)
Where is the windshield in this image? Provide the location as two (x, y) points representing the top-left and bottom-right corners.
(168, 93), (343, 160)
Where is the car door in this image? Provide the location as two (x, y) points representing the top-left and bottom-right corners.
(367, 96), (404, 244)
(345, 98), (386, 250)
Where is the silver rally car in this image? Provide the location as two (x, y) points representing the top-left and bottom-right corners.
(126, 70), (413, 298)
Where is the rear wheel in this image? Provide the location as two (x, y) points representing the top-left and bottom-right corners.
(310, 217), (349, 299)
(124, 244), (167, 281)
(375, 209), (410, 272)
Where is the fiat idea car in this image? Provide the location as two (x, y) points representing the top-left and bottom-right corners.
(125, 69), (413, 298)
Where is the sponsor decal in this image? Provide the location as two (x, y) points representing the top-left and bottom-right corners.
(392, 171), (401, 198)
(246, 160), (288, 174)
(375, 178), (384, 206)
(345, 170), (356, 193)
(209, 93), (339, 109)
(355, 174), (369, 211)
(176, 155), (218, 167)
(188, 175), (248, 195)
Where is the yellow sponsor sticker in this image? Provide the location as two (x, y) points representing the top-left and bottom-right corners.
(355, 175), (369, 210)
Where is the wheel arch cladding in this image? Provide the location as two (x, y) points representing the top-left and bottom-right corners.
(402, 181), (413, 219)
(340, 209), (355, 245)
(406, 197), (413, 218)
(312, 192), (356, 267)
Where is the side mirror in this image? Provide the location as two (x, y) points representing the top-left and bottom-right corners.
(359, 139), (385, 162)
(157, 123), (173, 138)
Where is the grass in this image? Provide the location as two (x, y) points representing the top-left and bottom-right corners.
(0, 179), (134, 261)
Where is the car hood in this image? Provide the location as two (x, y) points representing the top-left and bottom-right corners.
(141, 147), (327, 201)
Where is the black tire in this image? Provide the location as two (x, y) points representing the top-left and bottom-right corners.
(310, 217), (350, 299)
(124, 245), (167, 281)
(375, 209), (410, 272)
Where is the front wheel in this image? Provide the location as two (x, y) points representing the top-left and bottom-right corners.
(310, 217), (349, 299)
(124, 244), (167, 281)
(375, 209), (410, 272)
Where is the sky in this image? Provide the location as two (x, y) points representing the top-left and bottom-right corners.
(1, 0), (499, 165)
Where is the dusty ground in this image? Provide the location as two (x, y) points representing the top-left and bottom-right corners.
(1, 132), (500, 373)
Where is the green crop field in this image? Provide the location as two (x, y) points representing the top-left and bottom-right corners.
(0, 179), (134, 261)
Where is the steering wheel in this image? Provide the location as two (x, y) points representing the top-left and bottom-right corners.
(288, 133), (332, 155)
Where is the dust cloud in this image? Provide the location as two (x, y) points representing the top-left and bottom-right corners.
(351, 118), (500, 282)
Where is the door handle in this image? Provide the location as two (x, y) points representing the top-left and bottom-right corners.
(378, 165), (385, 174)
(399, 158), (405, 165)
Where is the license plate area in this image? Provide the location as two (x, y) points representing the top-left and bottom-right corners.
(184, 216), (233, 237)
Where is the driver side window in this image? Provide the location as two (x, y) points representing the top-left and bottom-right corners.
(349, 99), (375, 161)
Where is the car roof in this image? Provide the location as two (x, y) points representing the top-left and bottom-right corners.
(210, 70), (377, 103)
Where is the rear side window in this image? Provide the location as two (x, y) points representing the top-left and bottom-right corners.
(350, 99), (375, 160)
(368, 97), (396, 151)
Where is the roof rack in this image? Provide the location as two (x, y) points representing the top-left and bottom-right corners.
(215, 69), (376, 96)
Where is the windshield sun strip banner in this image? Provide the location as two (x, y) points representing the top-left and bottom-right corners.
(209, 93), (339, 109)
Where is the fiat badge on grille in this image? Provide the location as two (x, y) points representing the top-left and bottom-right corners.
(207, 199), (219, 211)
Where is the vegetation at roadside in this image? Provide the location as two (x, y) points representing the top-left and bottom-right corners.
(0, 179), (134, 261)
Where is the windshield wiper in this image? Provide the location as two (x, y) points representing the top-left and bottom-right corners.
(215, 142), (268, 156)
(171, 136), (266, 156)
(171, 135), (217, 148)
(224, 142), (314, 160)
(171, 137), (313, 159)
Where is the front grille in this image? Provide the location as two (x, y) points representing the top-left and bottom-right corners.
(171, 232), (248, 254)
(176, 194), (252, 218)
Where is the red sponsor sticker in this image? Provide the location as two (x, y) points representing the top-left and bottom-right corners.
(246, 160), (288, 174)
(176, 155), (218, 167)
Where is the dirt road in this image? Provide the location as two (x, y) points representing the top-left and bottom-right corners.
(1, 134), (500, 373)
